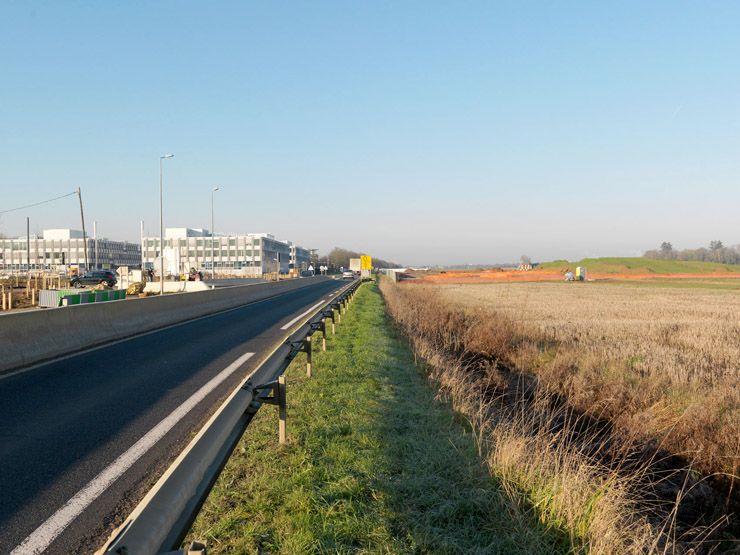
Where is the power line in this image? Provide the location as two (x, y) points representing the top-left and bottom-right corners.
(0, 190), (78, 215)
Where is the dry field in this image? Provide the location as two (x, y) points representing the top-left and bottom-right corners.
(380, 279), (739, 553)
(434, 281), (739, 477)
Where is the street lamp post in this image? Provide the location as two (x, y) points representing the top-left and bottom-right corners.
(211, 187), (219, 280)
(159, 154), (174, 295)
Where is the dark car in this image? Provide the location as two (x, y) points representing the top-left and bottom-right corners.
(70, 270), (117, 288)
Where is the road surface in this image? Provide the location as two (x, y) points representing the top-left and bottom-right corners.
(0, 278), (346, 554)
(204, 278), (265, 287)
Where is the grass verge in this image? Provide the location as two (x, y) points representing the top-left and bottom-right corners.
(186, 282), (565, 554)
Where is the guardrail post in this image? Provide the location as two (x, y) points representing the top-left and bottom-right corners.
(183, 540), (207, 554)
(305, 336), (312, 377)
(252, 376), (287, 445)
(321, 319), (327, 351)
(278, 375), (286, 444)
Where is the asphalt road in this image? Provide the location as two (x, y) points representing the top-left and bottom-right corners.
(204, 278), (266, 287)
(0, 278), (347, 554)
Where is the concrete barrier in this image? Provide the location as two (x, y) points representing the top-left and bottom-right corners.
(144, 281), (211, 294)
(0, 277), (331, 374)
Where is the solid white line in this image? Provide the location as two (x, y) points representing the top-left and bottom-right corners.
(11, 351), (255, 555)
(280, 300), (325, 330)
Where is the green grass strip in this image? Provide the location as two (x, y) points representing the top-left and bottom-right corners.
(187, 283), (561, 554)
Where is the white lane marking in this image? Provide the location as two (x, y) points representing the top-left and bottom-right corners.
(11, 351), (255, 555)
(280, 300), (325, 330)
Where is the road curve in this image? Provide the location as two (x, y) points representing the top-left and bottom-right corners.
(0, 278), (346, 554)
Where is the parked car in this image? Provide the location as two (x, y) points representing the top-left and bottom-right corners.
(70, 270), (117, 288)
(342, 270), (354, 279)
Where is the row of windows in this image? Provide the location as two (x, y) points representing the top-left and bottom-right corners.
(0, 241), (138, 251)
(0, 248), (134, 254)
(144, 238), (261, 248)
(143, 250), (260, 257)
(143, 252), (263, 262)
(1, 252), (140, 263)
(202, 261), (264, 269)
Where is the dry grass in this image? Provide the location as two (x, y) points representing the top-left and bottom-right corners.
(433, 282), (739, 479)
(380, 278), (738, 553)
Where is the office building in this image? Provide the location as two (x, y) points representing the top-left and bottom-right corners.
(141, 228), (311, 276)
(0, 228), (141, 272)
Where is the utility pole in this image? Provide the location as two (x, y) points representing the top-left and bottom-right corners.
(140, 220), (145, 270)
(211, 186), (219, 280)
(26, 217), (30, 272)
(76, 187), (89, 271)
(159, 154), (174, 295)
(93, 221), (98, 269)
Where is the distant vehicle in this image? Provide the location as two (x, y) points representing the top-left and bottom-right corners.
(70, 270), (117, 288)
(300, 270), (315, 277)
(342, 270), (354, 279)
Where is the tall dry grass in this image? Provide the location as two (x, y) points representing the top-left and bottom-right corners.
(379, 278), (737, 554)
(432, 282), (739, 481)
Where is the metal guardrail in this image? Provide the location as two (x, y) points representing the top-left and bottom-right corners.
(98, 278), (362, 555)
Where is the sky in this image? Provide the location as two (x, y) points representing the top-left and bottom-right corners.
(1, 1), (739, 266)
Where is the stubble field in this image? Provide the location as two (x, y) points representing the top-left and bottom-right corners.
(381, 278), (739, 552)
(435, 281), (739, 477)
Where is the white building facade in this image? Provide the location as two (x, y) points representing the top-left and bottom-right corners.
(141, 228), (309, 276)
(289, 243), (311, 272)
(0, 229), (140, 272)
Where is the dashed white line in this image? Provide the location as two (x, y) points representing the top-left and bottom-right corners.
(280, 300), (325, 330)
(11, 351), (255, 555)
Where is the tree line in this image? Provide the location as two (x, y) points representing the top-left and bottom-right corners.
(317, 247), (400, 271)
(644, 240), (740, 264)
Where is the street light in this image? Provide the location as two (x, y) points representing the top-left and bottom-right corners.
(159, 154), (174, 295)
(211, 186), (220, 280)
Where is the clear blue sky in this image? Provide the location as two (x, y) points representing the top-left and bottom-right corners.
(1, 1), (739, 265)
